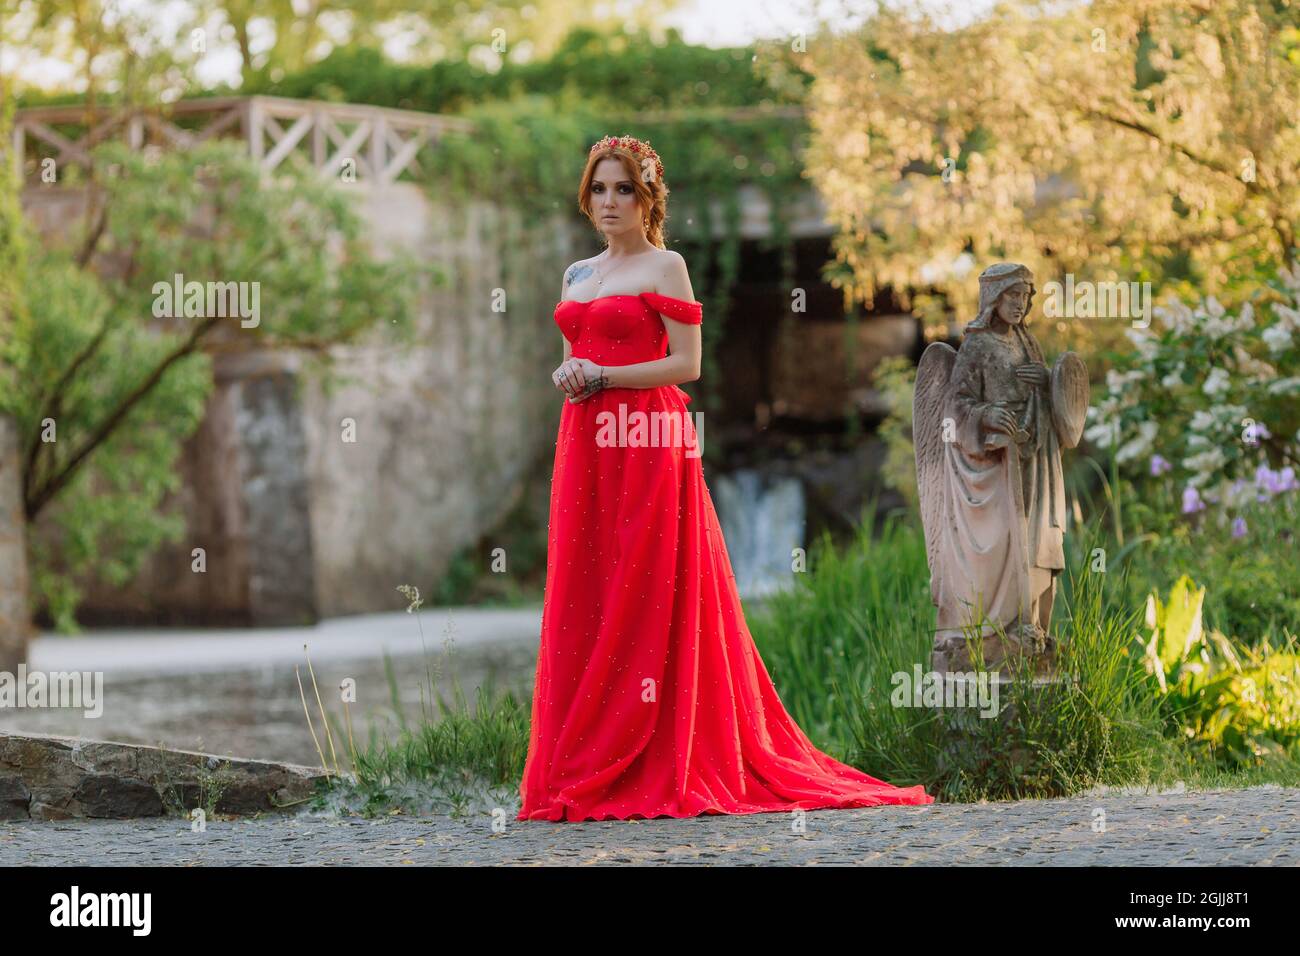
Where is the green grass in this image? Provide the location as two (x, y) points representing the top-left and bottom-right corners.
(306, 647), (531, 819)
(747, 507), (1300, 802)
(312, 506), (1300, 815)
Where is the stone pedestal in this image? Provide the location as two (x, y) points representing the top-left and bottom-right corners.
(0, 414), (31, 673)
(932, 628), (1060, 681)
(931, 672), (1070, 779)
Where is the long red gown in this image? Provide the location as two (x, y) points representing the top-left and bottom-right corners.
(517, 292), (934, 821)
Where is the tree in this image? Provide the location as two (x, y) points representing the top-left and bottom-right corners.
(800, 0), (1300, 338)
(0, 52), (33, 671)
(212, 0), (686, 85)
(7, 0), (687, 96)
(7, 141), (418, 630)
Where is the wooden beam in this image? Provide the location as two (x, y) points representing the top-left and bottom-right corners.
(12, 121), (24, 179)
(324, 118), (372, 180)
(261, 113), (313, 171)
(383, 126), (430, 183)
(13, 95), (476, 187)
(247, 98), (264, 164)
(20, 120), (92, 168)
(370, 115), (387, 185)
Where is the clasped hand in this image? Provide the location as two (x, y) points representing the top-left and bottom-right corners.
(983, 364), (1044, 434)
(983, 406), (1020, 434)
(1015, 363), (1048, 387)
(552, 357), (604, 397)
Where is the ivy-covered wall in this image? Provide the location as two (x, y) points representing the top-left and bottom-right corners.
(241, 30), (819, 418)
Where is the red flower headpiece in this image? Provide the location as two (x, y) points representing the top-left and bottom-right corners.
(589, 134), (665, 182)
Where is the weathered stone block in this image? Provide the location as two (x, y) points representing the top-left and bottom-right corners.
(0, 731), (329, 820)
(0, 414), (31, 674)
(0, 774), (31, 820)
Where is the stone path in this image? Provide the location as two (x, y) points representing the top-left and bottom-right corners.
(3, 785), (1297, 865)
(25, 606), (541, 675)
(2, 609), (541, 766)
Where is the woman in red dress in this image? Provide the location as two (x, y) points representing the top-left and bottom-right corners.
(517, 134), (934, 821)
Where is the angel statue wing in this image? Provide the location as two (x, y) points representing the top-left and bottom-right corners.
(912, 342), (957, 599)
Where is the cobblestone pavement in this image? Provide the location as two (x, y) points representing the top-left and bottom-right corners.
(2, 785), (1297, 865)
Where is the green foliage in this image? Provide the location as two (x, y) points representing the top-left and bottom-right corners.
(801, 0), (1300, 341)
(242, 31), (814, 414)
(17, 250), (209, 631)
(1081, 260), (1300, 638)
(321, 644), (531, 818)
(1140, 574), (1210, 688)
(356, 679), (531, 798)
(0, 93), (26, 397)
(1117, 476), (1300, 640)
(1200, 647), (1300, 768)
(10, 141), (421, 628)
(747, 509), (1200, 801)
(872, 355), (918, 508)
(426, 92), (607, 221)
(1138, 575), (1300, 768)
(931, 559), (1165, 800)
(243, 30), (809, 115)
(748, 508), (935, 760)
(85, 142), (419, 350)
(1086, 261), (1300, 495)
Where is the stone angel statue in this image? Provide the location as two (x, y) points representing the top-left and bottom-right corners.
(913, 263), (1088, 675)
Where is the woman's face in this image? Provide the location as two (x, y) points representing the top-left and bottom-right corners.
(996, 283), (1031, 326)
(590, 157), (644, 239)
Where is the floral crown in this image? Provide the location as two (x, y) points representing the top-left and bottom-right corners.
(589, 134), (665, 182)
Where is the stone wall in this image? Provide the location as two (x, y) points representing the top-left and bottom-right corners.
(299, 190), (584, 617)
(0, 416), (30, 669)
(24, 183), (588, 625)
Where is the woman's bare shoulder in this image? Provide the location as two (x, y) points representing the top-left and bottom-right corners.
(655, 248), (687, 269)
(651, 248), (693, 297)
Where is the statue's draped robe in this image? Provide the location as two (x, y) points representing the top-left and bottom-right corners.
(935, 325), (1066, 636)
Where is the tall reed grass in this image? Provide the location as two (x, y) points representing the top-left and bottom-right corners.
(748, 508), (1184, 801)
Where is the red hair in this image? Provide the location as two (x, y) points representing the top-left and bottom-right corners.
(577, 145), (669, 249)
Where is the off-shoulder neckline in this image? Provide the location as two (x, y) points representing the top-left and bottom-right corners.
(555, 292), (701, 308)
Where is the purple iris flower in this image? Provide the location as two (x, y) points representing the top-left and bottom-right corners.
(1256, 465), (1299, 495)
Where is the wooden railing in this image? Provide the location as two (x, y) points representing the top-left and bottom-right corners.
(12, 96), (475, 188)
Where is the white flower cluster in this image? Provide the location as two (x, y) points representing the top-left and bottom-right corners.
(1116, 420), (1159, 464)
(1085, 263), (1300, 493)
(1264, 303), (1300, 354)
(1152, 296), (1255, 340)
(1279, 260), (1300, 295)
(1084, 367), (1146, 448)
(1185, 404), (1248, 487)
(1202, 367), (1231, 396)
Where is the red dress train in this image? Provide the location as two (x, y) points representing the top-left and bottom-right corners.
(517, 292), (934, 821)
